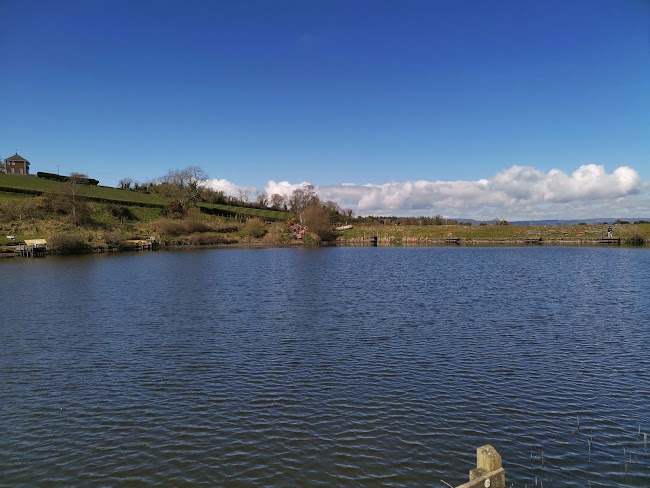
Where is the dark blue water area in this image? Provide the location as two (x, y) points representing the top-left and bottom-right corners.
(1, 246), (649, 486)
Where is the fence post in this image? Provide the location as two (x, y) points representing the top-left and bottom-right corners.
(456, 445), (506, 488)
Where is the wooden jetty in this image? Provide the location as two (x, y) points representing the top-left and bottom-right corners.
(125, 236), (158, 251)
(18, 239), (47, 257)
(597, 237), (621, 245)
(524, 237), (542, 244)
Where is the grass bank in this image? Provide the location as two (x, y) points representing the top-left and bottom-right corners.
(332, 222), (650, 245)
(0, 174), (295, 221)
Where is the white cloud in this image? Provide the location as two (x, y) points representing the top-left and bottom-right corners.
(264, 180), (311, 199)
(313, 164), (646, 220)
(204, 165), (648, 220)
(205, 179), (256, 199)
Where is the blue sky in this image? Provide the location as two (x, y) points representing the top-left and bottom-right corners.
(1, 0), (648, 219)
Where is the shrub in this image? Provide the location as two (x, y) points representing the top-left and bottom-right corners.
(107, 204), (136, 221)
(302, 232), (321, 244)
(301, 204), (334, 240)
(161, 200), (186, 218)
(0, 198), (38, 221)
(36, 172), (99, 185)
(186, 233), (237, 245)
(153, 218), (186, 236)
(36, 171), (67, 183)
(102, 230), (131, 250)
(49, 233), (90, 253)
(625, 234), (646, 246)
(184, 207), (213, 233)
(214, 223), (240, 233)
(242, 218), (267, 238)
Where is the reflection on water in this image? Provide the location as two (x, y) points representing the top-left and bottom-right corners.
(1, 247), (649, 486)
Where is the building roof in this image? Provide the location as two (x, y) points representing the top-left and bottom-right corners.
(24, 239), (47, 246)
(5, 153), (30, 163)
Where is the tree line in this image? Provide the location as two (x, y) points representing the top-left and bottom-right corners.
(116, 166), (352, 239)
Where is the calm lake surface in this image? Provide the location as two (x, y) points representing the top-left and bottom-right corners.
(1, 246), (649, 487)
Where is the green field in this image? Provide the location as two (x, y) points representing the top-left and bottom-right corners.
(198, 202), (295, 220)
(0, 174), (295, 220)
(0, 173), (166, 204)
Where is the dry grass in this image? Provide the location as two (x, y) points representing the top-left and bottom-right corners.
(334, 222), (650, 242)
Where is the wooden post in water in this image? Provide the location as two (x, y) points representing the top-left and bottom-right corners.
(456, 445), (506, 488)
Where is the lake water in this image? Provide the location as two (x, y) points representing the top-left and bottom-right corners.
(1, 246), (649, 487)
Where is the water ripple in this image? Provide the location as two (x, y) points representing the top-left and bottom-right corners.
(1, 247), (649, 486)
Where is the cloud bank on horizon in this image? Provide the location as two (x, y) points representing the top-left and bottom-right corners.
(206, 164), (648, 221)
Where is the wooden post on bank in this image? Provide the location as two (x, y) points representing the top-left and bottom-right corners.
(456, 445), (506, 488)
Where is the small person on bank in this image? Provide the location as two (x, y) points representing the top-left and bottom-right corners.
(607, 225), (613, 238)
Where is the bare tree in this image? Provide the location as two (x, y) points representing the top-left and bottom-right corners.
(269, 193), (286, 210)
(65, 172), (91, 225)
(159, 166), (209, 210)
(118, 177), (133, 189)
(255, 192), (268, 208)
(237, 188), (251, 204)
(289, 185), (319, 213)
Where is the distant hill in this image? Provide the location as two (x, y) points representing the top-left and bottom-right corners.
(452, 217), (650, 226)
(509, 218), (650, 226)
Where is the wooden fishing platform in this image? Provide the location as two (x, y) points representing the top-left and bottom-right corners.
(18, 239), (47, 257)
(524, 237), (542, 244)
(597, 237), (621, 245)
(126, 237), (158, 250)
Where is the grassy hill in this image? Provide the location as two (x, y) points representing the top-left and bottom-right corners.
(0, 173), (294, 220)
(198, 202), (294, 220)
(0, 173), (166, 204)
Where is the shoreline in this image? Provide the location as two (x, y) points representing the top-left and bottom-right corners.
(2, 237), (648, 258)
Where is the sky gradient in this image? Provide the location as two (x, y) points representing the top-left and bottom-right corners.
(1, 0), (648, 219)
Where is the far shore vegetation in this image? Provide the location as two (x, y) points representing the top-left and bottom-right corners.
(1, 169), (649, 255)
